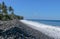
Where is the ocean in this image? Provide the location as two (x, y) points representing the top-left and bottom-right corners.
(21, 20), (60, 39)
(27, 19), (60, 26)
(0, 20), (60, 39)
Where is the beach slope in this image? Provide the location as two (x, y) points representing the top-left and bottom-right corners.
(20, 20), (60, 39)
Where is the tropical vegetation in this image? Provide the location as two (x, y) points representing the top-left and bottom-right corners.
(0, 2), (23, 21)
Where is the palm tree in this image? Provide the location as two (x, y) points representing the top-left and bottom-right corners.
(9, 6), (16, 19)
(10, 12), (16, 20)
(9, 6), (14, 12)
(0, 3), (1, 13)
(0, 2), (9, 20)
(0, 2), (23, 20)
(1, 2), (8, 15)
(0, 3), (2, 20)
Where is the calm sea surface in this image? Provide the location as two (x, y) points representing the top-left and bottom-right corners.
(27, 19), (60, 26)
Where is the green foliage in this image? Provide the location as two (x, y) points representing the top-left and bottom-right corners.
(10, 13), (15, 20)
(0, 2), (24, 21)
(1, 2), (8, 15)
(0, 14), (3, 20)
(0, 3), (2, 13)
(0, 3), (1, 9)
(17, 16), (23, 20)
(9, 6), (14, 12)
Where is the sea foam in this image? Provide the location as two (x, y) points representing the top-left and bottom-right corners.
(20, 20), (60, 39)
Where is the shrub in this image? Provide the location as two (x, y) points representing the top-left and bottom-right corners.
(0, 14), (2, 20)
(2, 15), (11, 21)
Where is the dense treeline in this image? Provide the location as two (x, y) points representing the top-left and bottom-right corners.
(0, 2), (23, 21)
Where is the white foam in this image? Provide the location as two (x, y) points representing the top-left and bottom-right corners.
(20, 20), (60, 39)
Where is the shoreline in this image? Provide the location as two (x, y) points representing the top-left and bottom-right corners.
(0, 20), (54, 39)
(20, 20), (54, 39)
(20, 20), (60, 39)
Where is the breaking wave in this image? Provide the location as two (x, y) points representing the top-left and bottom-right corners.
(20, 20), (60, 39)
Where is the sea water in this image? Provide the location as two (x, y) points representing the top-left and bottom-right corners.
(27, 19), (60, 26)
(20, 20), (60, 39)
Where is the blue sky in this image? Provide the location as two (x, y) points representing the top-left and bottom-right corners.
(0, 0), (60, 20)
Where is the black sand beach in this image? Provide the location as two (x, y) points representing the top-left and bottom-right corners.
(0, 20), (54, 39)
(19, 20), (54, 39)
